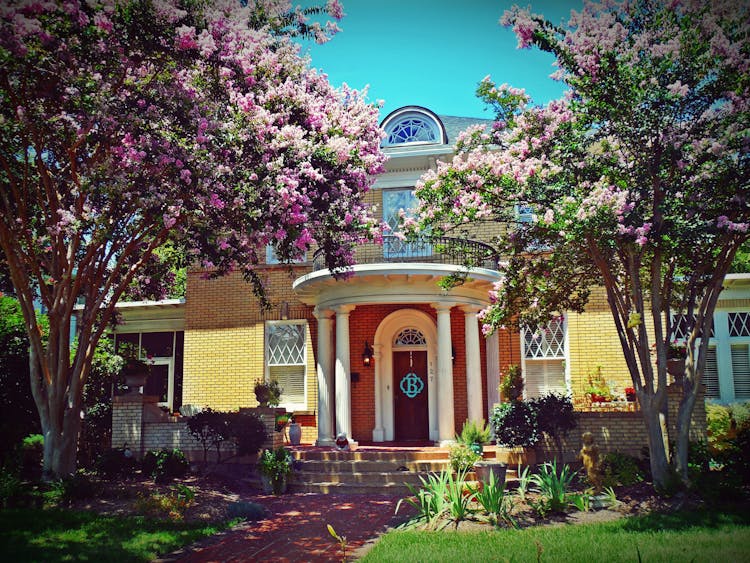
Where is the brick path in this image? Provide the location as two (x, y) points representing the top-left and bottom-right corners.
(160, 493), (410, 562)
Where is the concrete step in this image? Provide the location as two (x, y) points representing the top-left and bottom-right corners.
(290, 449), (454, 462)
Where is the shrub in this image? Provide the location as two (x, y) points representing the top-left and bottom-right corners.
(449, 443), (481, 472)
(96, 447), (137, 478)
(491, 401), (538, 448)
(0, 466), (24, 508)
(186, 409), (267, 463)
(20, 434), (44, 477)
(135, 484), (195, 520)
(142, 448), (189, 482)
(529, 393), (577, 462)
(601, 451), (645, 488)
(45, 470), (100, 506)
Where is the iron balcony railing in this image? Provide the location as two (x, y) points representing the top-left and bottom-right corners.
(312, 235), (499, 271)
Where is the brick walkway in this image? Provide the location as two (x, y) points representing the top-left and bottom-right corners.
(160, 492), (410, 562)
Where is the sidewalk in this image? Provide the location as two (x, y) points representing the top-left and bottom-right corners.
(160, 492), (410, 562)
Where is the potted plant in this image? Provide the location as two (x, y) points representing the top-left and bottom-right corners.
(584, 366), (612, 404)
(666, 341), (687, 377)
(118, 342), (152, 393)
(625, 387), (636, 402)
(490, 400), (539, 467)
(254, 379), (282, 408)
(258, 446), (293, 494)
(456, 419), (491, 455)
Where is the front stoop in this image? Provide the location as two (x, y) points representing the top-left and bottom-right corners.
(286, 448), (518, 495)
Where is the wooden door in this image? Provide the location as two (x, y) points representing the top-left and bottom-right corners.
(393, 350), (429, 441)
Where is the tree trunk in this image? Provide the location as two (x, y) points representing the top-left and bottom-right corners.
(639, 393), (671, 490)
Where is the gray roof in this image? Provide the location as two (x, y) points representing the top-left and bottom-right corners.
(438, 114), (494, 144)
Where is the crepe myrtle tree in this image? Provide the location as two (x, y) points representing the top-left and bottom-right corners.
(408, 0), (749, 489)
(0, 0), (385, 478)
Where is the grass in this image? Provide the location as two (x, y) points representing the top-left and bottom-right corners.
(361, 505), (750, 562)
(0, 508), (237, 562)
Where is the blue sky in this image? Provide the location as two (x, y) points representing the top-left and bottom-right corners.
(297, 1), (583, 120)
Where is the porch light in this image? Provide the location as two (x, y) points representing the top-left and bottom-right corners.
(363, 341), (374, 367)
(451, 346), (456, 365)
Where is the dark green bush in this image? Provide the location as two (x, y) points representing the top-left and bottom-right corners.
(0, 466), (24, 508)
(142, 448), (189, 482)
(96, 447), (137, 478)
(601, 451), (645, 487)
(491, 401), (538, 448)
(529, 393), (577, 461)
(20, 434), (44, 477)
(186, 409), (267, 463)
(47, 470), (101, 505)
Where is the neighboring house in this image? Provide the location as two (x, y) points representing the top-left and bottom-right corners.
(108, 106), (743, 450)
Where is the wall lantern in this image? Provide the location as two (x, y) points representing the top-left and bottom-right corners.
(451, 346), (456, 365)
(363, 341), (374, 367)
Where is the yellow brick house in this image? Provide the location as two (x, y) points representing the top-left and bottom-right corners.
(107, 106), (743, 456)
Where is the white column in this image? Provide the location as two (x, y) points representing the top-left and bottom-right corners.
(314, 307), (334, 446)
(433, 303), (455, 443)
(372, 343), (385, 442)
(486, 331), (500, 418)
(334, 305), (355, 440)
(463, 306), (483, 424)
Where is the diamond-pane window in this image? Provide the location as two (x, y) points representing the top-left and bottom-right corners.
(524, 319), (566, 359)
(672, 314), (714, 339)
(394, 328), (427, 346)
(267, 323), (305, 366)
(729, 313), (750, 337)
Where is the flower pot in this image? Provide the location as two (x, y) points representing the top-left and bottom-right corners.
(667, 358), (685, 379)
(288, 422), (302, 446)
(124, 373), (148, 394)
(468, 442), (483, 456)
(474, 462), (506, 486)
(503, 446), (536, 469)
(260, 473), (287, 495)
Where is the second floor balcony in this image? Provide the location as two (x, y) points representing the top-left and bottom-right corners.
(311, 235), (499, 272)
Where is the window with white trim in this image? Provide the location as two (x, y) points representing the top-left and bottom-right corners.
(522, 318), (567, 398)
(382, 188), (431, 258)
(702, 347), (720, 399)
(382, 111), (442, 147)
(265, 244), (306, 265)
(266, 321), (307, 409)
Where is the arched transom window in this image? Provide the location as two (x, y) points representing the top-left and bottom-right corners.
(380, 107), (446, 147)
(394, 328), (427, 346)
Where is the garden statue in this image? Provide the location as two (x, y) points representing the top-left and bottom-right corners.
(579, 432), (603, 493)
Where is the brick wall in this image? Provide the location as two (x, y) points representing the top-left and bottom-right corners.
(112, 395), (287, 460)
(534, 384), (707, 463)
(183, 268), (317, 414)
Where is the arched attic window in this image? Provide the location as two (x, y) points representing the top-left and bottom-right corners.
(380, 106), (448, 147)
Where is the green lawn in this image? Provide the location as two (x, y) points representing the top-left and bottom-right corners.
(0, 508), (236, 562)
(362, 507), (750, 562)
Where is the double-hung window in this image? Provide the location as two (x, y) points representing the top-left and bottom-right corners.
(266, 321), (307, 410)
(522, 317), (568, 398)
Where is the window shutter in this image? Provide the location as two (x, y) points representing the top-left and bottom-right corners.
(702, 347), (720, 399)
(731, 344), (750, 400)
(524, 360), (566, 398)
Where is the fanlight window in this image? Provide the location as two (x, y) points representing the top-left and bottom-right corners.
(381, 109), (444, 147)
(394, 328), (427, 346)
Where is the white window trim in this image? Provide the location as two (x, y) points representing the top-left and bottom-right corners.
(521, 316), (569, 398)
(114, 331), (178, 411)
(265, 320), (308, 412)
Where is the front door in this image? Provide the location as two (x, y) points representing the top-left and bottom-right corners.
(393, 350), (429, 441)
